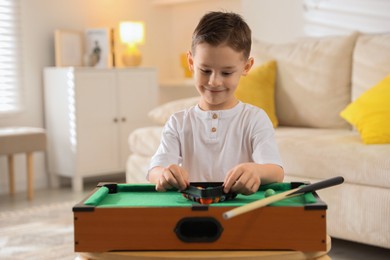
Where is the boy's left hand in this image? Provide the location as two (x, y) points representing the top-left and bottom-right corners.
(223, 163), (261, 195)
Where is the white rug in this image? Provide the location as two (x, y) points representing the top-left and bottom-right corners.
(0, 201), (77, 260)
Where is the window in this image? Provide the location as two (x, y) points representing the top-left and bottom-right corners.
(303, 0), (390, 36)
(0, 0), (21, 114)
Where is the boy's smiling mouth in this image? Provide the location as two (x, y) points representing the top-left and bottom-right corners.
(204, 86), (227, 92)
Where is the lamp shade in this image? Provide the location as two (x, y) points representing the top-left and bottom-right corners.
(119, 21), (145, 45)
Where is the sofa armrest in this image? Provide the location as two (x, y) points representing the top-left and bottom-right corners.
(128, 126), (163, 157)
(148, 96), (199, 125)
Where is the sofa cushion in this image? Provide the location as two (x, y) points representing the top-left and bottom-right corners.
(252, 32), (358, 129)
(352, 33), (390, 100)
(340, 74), (390, 144)
(148, 97), (199, 125)
(235, 60), (278, 127)
(283, 174), (390, 249)
(275, 127), (390, 189)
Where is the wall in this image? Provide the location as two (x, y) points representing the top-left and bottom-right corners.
(243, 0), (304, 43)
(0, 0), (305, 195)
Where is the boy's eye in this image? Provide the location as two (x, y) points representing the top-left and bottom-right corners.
(222, 72), (233, 76)
(199, 69), (233, 76)
(200, 69), (211, 74)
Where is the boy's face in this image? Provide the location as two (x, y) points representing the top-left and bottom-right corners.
(188, 43), (253, 110)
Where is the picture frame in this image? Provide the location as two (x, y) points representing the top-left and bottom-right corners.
(84, 28), (113, 68)
(54, 29), (84, 67)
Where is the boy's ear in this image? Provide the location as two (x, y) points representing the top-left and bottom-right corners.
(187, 51), (194, 72)
(242, 57), (254, 76)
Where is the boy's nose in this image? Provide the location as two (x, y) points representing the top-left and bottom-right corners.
(208, 73), (222, 87)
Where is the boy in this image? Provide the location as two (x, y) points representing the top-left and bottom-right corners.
(148, 11), (284, 195)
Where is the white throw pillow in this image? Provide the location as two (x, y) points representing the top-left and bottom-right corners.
(148, 96), (200, 125)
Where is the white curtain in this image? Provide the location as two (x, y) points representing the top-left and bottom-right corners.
(0, 0), (22, 114)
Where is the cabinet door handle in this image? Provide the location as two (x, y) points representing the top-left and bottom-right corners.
(113, 118), (118, 123)
(121, 117), (126, 122)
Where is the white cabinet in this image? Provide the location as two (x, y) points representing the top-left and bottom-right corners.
(44, 67), (158, 191)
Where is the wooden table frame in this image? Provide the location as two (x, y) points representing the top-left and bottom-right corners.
(78, 235), (331, 260)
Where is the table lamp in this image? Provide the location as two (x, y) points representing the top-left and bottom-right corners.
(119, 21), (145, 66)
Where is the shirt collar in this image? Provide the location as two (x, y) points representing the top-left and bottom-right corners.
(194, 101), (243, 119)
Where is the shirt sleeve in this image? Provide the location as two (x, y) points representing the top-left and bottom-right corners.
(148, 114), (183, 171)
(251, 109), (283, 167)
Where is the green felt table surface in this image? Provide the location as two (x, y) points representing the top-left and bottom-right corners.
(83, 183), (317, 208)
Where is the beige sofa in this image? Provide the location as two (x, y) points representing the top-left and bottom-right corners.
(126, 32), (390, 249)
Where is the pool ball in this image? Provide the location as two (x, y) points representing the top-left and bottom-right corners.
(264, 189), (276, 197)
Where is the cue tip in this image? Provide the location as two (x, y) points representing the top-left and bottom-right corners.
(222, 212), (233, 220)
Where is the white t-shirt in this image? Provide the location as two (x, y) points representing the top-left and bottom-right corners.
(149, 102), (283, 182)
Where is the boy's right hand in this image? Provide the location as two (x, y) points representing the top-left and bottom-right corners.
(155, 164), (189, 192)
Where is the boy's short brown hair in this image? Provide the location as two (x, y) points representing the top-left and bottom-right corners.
(191, 11), (252, 59)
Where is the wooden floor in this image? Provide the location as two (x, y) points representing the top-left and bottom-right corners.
(1, 174), (389, 260)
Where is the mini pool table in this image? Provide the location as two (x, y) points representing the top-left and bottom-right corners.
(73, 182), (327, 252)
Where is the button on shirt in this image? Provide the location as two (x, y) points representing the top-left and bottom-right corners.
(149, 102), (283, 182)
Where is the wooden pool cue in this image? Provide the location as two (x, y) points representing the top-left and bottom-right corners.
(223, 176), (344, 220)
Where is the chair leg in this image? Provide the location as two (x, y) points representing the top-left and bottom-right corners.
(26, 152), (34, 200)
(7, 155), (15, 196)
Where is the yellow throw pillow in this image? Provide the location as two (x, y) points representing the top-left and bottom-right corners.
(340, 74), (390, 144)
(235, 60), (278, 127)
